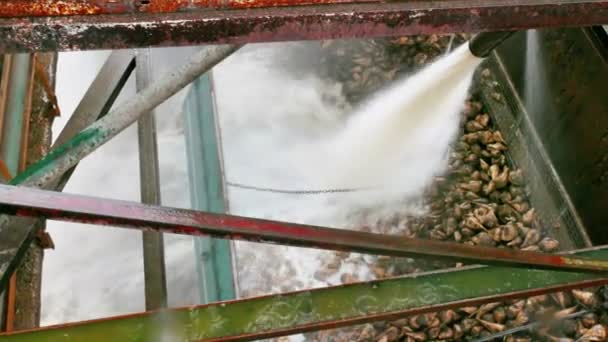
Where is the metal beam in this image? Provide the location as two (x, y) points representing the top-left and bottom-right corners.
(2, 246), (608, 341)
(10, 45), (240, 189)
(52, 50), (135, 191)
(0, 54), (31, 175)
(52, 51), (134, 149)
(0, 52), (33, 333)
(0, 45), (238, 292)
(184, 73), (237, 303)
(1, 0), (608, 53)
(2, 183), (608, 273)
(0, 51), (134, 292)
(136, 48), (168, 310)
(0, 0), (376, 16)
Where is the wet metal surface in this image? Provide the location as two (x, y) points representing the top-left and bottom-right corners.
(1, 0), (608, 52)
(2, 184), (608, 273)
(495, 28), (608, 245)
(2, 246), (608, 341)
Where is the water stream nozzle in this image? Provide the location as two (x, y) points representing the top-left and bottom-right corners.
(469, 31), (516, 58)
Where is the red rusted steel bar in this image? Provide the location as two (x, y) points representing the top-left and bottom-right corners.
(2, 183), (608, 273)
(1, 0), (608, 53)
(0, 0), (378, 17)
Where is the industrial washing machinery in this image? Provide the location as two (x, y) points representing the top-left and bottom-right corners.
(0, 1), (606, 341)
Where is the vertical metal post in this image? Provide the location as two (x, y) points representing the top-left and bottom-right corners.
(136, 49), (168, 310)
(0, 53), (32, 332)
(184, 72), (237, 303)
(1, 54), (31, 174)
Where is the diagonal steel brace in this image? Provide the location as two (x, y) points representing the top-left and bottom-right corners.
(1, 183), (608, 273)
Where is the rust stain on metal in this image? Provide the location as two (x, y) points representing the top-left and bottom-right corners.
(0, 159), (12, 181)
(212, 0), (377, 9)
(2, 183), (608, 273)
(0, 1), (105, 17)
(2, 1), (608, 52)
(140, 0), (188, 12)
(0, 0), (377, 17)
(33, 59), (60, 117)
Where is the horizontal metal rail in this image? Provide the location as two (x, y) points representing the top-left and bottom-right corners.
(1, 0), (608, 52)
(0, 0), (378, 16)
(2, 183), (608, 273)
(2, 246), (608, 341)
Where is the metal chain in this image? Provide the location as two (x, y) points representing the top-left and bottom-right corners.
(226, 181), (371, 195)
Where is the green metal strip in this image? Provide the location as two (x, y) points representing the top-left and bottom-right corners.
(184, 72), (236, 303)
(3, 247), (608, 342)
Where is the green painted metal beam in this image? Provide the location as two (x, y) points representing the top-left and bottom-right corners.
(184, 72), (237, 303)
(3, 246), (608, 342)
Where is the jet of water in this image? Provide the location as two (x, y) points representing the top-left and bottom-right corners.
(314, 44), (483, 207)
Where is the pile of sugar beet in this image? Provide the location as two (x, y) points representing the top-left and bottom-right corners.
(295, 35), (608, 342)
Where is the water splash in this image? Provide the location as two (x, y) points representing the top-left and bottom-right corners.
(214, 42), (483, 299)
(314, 43), (483, 207)
(43, 40), (484, 336)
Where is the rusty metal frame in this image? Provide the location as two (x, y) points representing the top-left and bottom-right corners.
(2, 183), (608, 273)
(1, 0), (608, 53)
(0, 0), (606, 337)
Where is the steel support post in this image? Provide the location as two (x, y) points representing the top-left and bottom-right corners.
(184, 73), (237, 303)
(0, 53), (33, 332)
(136, 48), (168, 310)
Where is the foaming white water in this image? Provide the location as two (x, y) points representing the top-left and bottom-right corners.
(43, 40), (483, 336)
(213, 42), (483, 300)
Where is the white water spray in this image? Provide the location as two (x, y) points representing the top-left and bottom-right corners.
(213, 42), (485, 300)
(316, 44), (483, 205)
(525, 30), (548, 119)
(43, 39), (485, 331)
